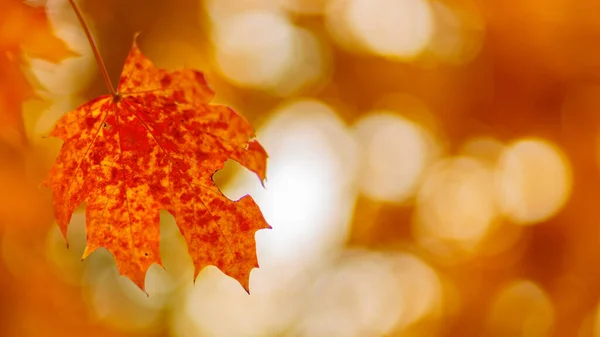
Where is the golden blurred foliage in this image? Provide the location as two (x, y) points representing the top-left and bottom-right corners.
(0, 0), (72, 145)
(4, 0), (600, 336)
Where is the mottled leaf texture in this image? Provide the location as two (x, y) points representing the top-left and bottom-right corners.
(45, 38), (270, 293)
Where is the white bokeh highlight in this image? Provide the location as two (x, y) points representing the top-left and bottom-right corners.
(327, 0), (434, 59)
(495, 139), (572, 225)
(354, 111), (438, 203)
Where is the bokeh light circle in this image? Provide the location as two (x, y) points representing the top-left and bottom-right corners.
(297, 250), (443, 336)
(495, 139), (572, 225)
(212, 11), (295, 88)
(354, 111), (438, 203)
(486, 280), (555, 336)
(210, 10), (327, 95)
(415, 156), (498, 254)
(328, 0), (434, 59)
(427, 1), (485, 65)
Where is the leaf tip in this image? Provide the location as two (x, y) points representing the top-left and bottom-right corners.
(128, 274), (148, 294)
(132, 31), (143, 46)
(82, 243), (97, 259)
(57, 221), (69, 241)
(234, 267), (254, 294)
(239, 277), (251, 295)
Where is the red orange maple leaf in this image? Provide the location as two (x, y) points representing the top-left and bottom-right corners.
(44, 38), (270, 292)
(0, 0), (72, 144)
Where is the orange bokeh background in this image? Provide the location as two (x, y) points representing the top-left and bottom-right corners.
(3, 0), (600, 336)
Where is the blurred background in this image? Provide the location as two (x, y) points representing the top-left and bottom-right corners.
(2, 0), (600, 336)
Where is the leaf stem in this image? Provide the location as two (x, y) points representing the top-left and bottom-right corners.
(68, 0), (118, 98)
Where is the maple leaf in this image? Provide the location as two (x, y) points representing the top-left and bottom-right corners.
(0, 0), (72, 143)
(44, 38), (270, 292)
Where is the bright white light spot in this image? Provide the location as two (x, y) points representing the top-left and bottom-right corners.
(344, 0), (434, 59)
(297, 250), (443, 336)
(211, 11), (327, 94)
(486, 280), (555, 336)
(212, 11), (294, 88)
(415, 157), (498, 253)
(354, 111), (437, 203)
(224, 99), (360, 269)
(495, 139), (572, 225)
